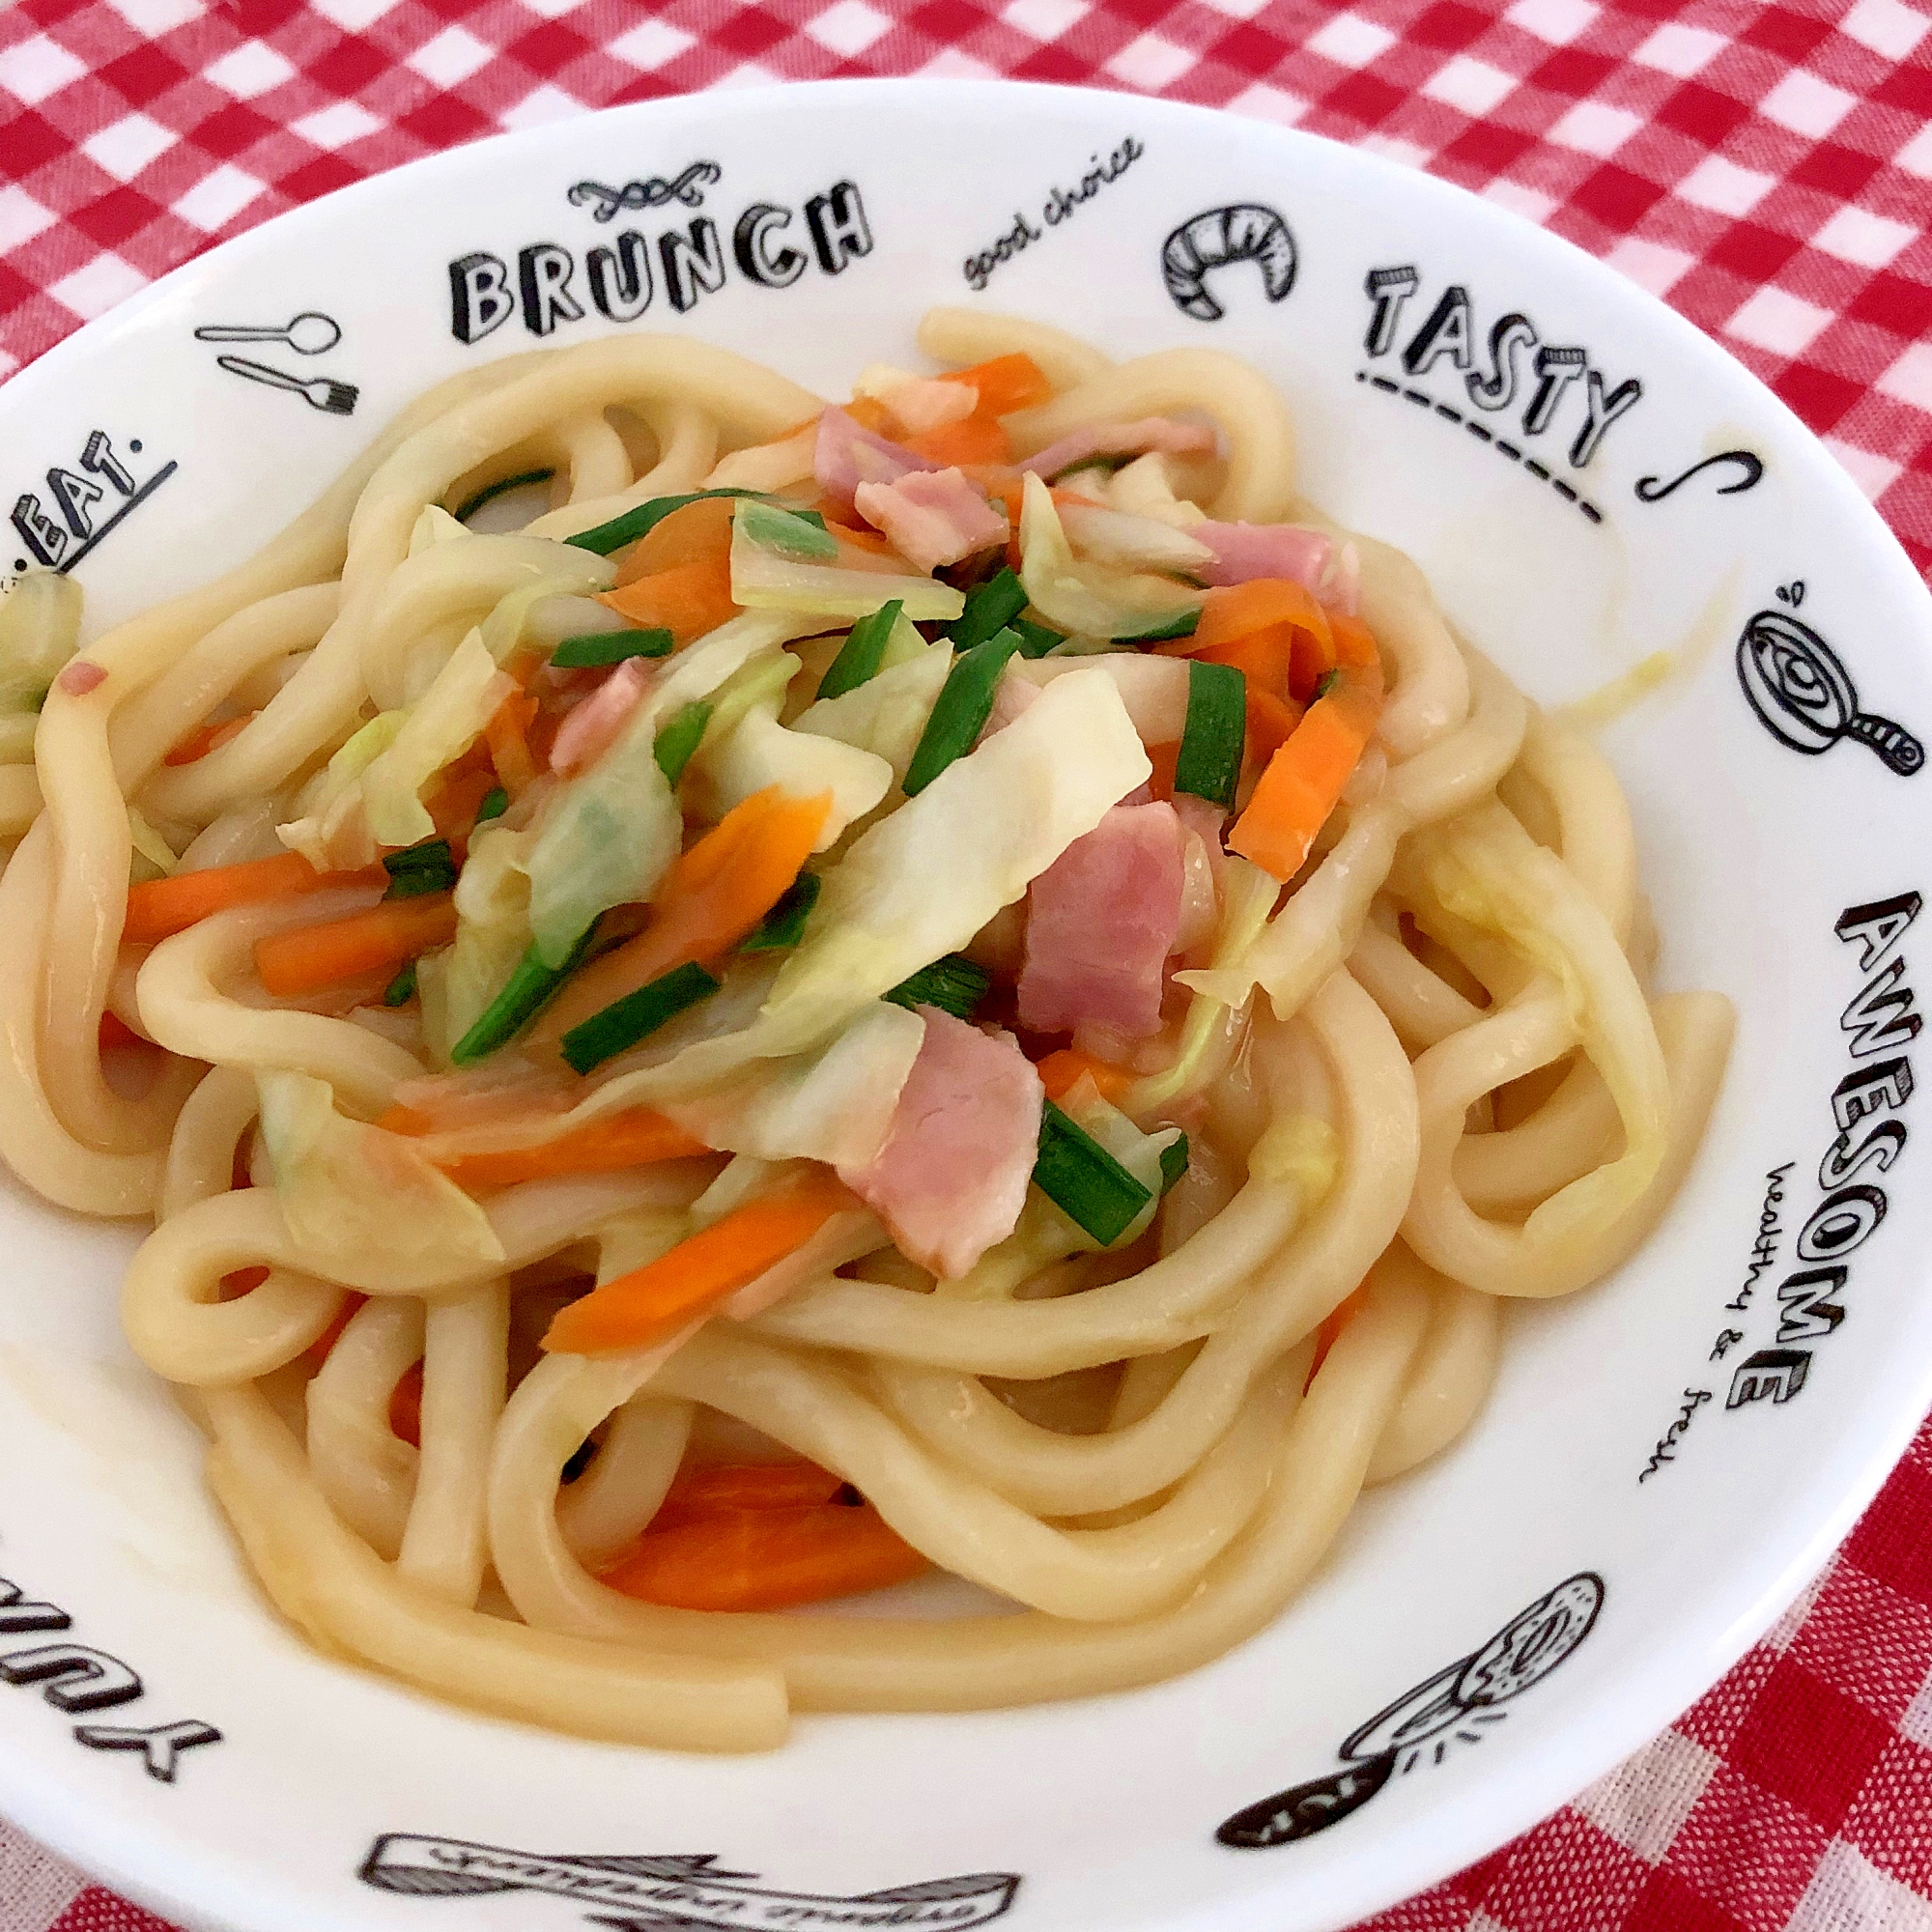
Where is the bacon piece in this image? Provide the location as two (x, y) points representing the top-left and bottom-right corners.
(813, 407), (942, 512)
(1191, 522), (1335, 597)
(1023, 417), (1217, 482)
(854, 467), (1009, 575)
(837, 1008), (1044, 1279)
(1018, 801), (1185, 1040)
(548, 656), (655, 777)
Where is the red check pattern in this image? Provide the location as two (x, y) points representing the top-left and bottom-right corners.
(2, 3), (1931, 1929)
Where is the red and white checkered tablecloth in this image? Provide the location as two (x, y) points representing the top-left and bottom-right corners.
(3, 3), (1931, 1928)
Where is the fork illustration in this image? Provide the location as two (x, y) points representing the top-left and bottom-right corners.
(214, 355), (358, 415)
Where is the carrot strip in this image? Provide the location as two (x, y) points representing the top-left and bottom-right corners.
(1228, 638), (1385, 882)
(938, 352), (1053, 416)
(599, 1500), (927, 1610)
(254, 895), (459, 998)
(614, 496), (736, 586)
(1330, 612), (1380, 668)
(163, 713), (253, 767)
(1194, 579), (1333, 656)
(1244, 687), (1305, 766)
(430, 1107), (711, 1188)
(1036, 1047), (1132, 1104)
(1144, 740), (1180, 803)
(427, 765), (502, 845)
(1307, 1285), (1369, 1386)
(484, 689), (539, 797)
(389, 1360), (424, 1448)
(842, 395), (893, 433)
(600, 554), (740, 645)
(542, 1170), (853, 1355)
(124, 851), (384, 946)
(306, 1291), (367, 1366)
(536, 786), (831, 1041)
(903, 415), (1011, 467)
(650, 1460), (846, 1531)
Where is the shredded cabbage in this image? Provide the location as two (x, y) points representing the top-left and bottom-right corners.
(730, 517), (964, 622)
(256, 1068), (506, 1288)
(696, 700), (892, 851)
(1106, 453), (1207, 528)
(1055, 1071), (1183, 1248)
(275, 709), (407, 870)
(442, 822), (537, 1048)
(362, 631), (513, 850)
(0, 571), (80, 714)
(524, 708), (682, 967)
(126, 807), (177, 885)
(1012, 651), (1189, 746)
(792, 632), (952, 784)
(658, 1002), (924, 1168)
(408, 504), (470, 554)
(1058, 500), (1214, 575)
(1018, 474), (1202, 639)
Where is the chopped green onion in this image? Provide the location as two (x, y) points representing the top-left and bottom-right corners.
(902, 627), (1023, 797)
(741, 871), (821, 952)
(885, 952), (991, 1021)
(1046, 454), (1137, 483)
(1174, 660), (1246, 813)
(1313, 668), (1339, 700)
(1034, 1100), (1154, 1246)
(950, 567), (1028, 650)
(551, 629), (674, 668)
(738, 499), (838, 560)
(382, 838), (459, 899)
(560, 960), (721, 1076)
(453, 469), (554, 525)
(653, 701), (713, 785)
(473, 786), (509, 826)
(382, 961), (418, 1007)
(816, 600), (903, 701)
(1159, 1133), (1190, 1195)
(564, 490), (825, 557)
(1010, 615), (1065, 659)
(451, 922), (600, 1065)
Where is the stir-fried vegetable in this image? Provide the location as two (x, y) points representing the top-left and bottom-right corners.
(125, 851), (381, 945)
(255, 896), (459, 998)
(901, 628), (1023, 796)
(1174, 659), (1245, 813)
(561, 960), (723, 1075)
(815, 599), (903, 701)
(1032, 1099), (1152, 1246)
(551, 629), (673, 668)
(740, 872), (820, 952)
(884, 953), (991, 1020)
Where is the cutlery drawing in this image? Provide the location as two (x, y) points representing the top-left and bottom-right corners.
(193, 311), (342, 355)
(213, 355), (358, 416)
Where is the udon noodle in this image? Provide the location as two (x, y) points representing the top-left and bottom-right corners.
(0, 309), (1731, 1751)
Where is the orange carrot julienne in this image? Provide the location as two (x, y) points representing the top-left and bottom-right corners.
(614, 495), (736, 586)
(485, 689), (539, 796)
(1194, 578), (1333, 657)
(937, 351), (1053, 417)
(427, 765), (502, 845)
(430, 1107), (711, 1188)
(1145, 739), (1180, 802)
(599, 1499), (927, 1610)
(163, 712), (254, 767)
(650, 1460), (847, 1531)
(1228, 641), (1385, 884)
(254, 895), (459, 998)
(389, 1359), (424, 1447)
(306, 1291), (367, 1366)
(1036, 1047), (1132, 1104)
(1244, 686), (1304, 766)
(542, 1169), (854, 1355)
(124, 851), (384, 946)
(536, 786), (831, 1042)
(600, 554), (740, 645)
(1307, 1285), (1369, 1387)
(903, 414), (1011, 467)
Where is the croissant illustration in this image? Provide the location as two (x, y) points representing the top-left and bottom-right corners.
(1161, 204), (1298, 322)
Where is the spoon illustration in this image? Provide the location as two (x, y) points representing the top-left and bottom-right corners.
(193, 311), (342, 355)
(1736, 607), (1923, 776)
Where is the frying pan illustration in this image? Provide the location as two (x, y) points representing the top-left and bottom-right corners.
(1736, 607), (1923, 775)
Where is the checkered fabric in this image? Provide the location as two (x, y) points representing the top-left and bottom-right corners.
(1, 2), (1930, 1928)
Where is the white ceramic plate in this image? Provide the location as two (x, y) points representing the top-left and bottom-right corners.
(4, 78), (1931, 1932)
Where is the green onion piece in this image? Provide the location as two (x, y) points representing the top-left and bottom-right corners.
(1159, 1132), (1190, 1195)
(1313, 668), (1339, 700)
(474, 786), (509, 826)
(741, 871), (821, 952)
(564, 490), (825, 557)
(738, 498), (838, 560)
(885, 952), (991, 1021)
(451, 922), (600, 1065)
(453, 469), (554, 525)
(1010, 615), (1065, 659)
(382, 838), (459, 899)
(1046, 454), (1137, 484)
(560, 960), (722, 1076)
(1034, 1100), (1154, 1246)
(551, 629), (674, 668)
(816, 599), (903, 701)
(902, 628), (1023, 797)
(382, 961), (418, 1007)
(1175, 660), (1246, 814)
(1121, 608), (1201, 643)
(653, 701), (713, 785)
(950, 566), (1029, 650)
